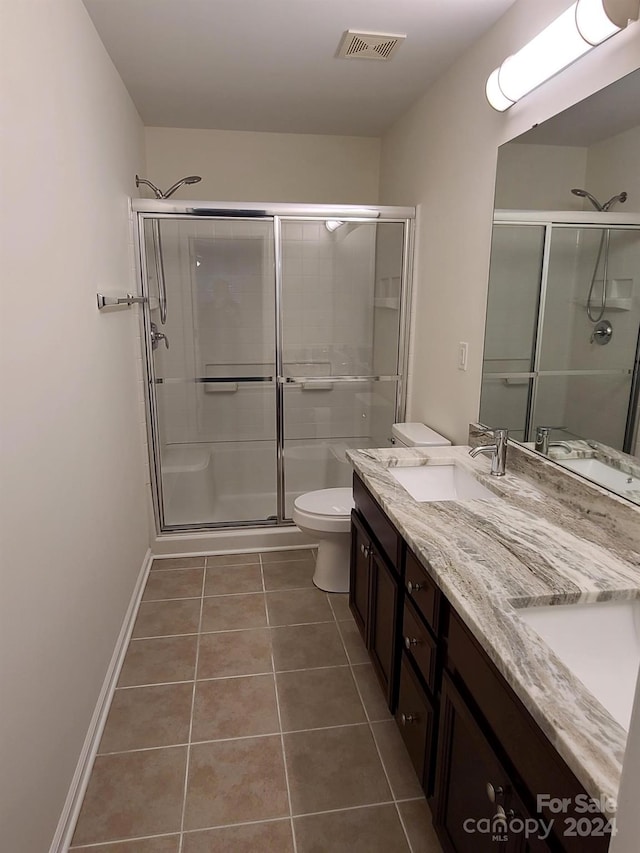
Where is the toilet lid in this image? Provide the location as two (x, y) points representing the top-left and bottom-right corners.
(294, 488), (354, 516)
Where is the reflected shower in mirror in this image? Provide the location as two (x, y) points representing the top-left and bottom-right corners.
(479, 68), (640, 504)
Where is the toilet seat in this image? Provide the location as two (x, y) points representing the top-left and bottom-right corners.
(292, 487), (354, 534)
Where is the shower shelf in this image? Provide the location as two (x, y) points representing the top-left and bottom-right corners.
(577, 279), (633, 311)
(576, 298), (632, 311)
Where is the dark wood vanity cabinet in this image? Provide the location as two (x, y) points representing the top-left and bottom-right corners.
(349, 473), (612, 853)
(395, 650), (435, 788)
(349, 511), (373, 643)
(436, 672), (551, 853)
(349, 475), (403, 709)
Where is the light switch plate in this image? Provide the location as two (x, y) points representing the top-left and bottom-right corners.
(457, 342), (468, 371)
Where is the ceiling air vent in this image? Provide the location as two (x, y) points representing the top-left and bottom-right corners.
(337, 30), (406, 61)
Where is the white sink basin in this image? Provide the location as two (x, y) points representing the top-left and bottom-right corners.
(389, 464), (497, 502)
(558, 457), (640, 493)
(518, 599), (640, 730)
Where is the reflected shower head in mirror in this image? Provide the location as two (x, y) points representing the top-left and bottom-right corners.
(603, 191), (627, 211)
(571, 187), (604, 211)
(135, 174), (202, 199)
(571, 188), (628, 211)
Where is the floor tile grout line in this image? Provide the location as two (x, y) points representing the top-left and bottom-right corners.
(95, 721), (376, 757)
(177, 567), (207, 852)
(68, 830), (181, 849)
(131, 631), (201, 641)
(335, 601), (423, 853)
(334, 603), (417, 850)
(70, 796), (413, 849)
(129, 618), (341, 643)
(395, 800), (418, 853)
(116, 660), (364, 691)
(261, 554), (299, 853)
(140, 596), (202, 603)
(148, 566), (206, 574)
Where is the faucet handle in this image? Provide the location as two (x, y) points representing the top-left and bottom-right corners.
(535, 425), (558, 454)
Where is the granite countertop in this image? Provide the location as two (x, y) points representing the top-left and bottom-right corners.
(347, 444), (640, 814)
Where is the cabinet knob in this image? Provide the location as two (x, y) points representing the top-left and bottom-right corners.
(360, 543), (370, 558)
(407, 580), (422, 594)
(493, 805), (513, 831)
(401, 713), (418, 726)
(486, 782), (503, 803)
(404, 636), (419, 650)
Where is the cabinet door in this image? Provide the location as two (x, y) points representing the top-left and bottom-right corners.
(435, 673), (525, 853)
(369, 548), (399, 708)
(509, 788), (552, 853)
(395, 652), (435, 792)
(349, 512), (372, 645)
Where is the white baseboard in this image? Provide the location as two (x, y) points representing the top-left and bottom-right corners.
(49, 548), (153, 853)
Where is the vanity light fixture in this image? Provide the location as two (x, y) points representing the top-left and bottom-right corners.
(486, 0), (640, 111)
(325, 219), (344, 232)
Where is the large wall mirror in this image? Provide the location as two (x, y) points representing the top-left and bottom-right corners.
(479, 68), (640, 504)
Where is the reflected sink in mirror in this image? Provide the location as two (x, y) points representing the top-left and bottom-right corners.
(557, 457), (640, 499)
(517, 599), (640, 730)
(389, 464), (498, 502)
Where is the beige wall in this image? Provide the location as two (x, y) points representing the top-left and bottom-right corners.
(495, 143), (588, 210)
(587, 124), (640, 214)
(0, 2), (148, 851)
(379, 0), (640, 444)
(144, 127), (381, 204)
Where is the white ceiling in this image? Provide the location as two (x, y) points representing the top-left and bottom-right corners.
(82, 0), (518, 137)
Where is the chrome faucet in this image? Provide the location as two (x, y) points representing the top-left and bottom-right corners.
(468, 428), (508, 477)
(534, 426), (571, 455)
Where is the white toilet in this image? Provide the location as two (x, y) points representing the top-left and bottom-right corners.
(292, 424), (451, 593)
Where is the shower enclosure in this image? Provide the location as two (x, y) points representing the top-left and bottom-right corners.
(480, 209), (640, 452)
(134, 201), (414, 532)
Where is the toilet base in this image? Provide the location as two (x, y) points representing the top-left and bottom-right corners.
(312, 532), (351, 593)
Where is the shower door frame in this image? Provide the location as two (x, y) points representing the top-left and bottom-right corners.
(485, 210), (640, 450)
(133, 200), (415, 535)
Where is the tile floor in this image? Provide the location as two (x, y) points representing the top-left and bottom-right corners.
(70, 549), (443, 852)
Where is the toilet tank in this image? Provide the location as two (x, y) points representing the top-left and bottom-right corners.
(391, 422), (451, 447)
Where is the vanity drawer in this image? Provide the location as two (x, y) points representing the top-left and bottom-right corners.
(404, 549), (440, 634)
(353, 474), (401, 570)
(446, 609), (610, 853)
(402, 597), (437, 694)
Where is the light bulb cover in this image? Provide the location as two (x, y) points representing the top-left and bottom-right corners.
(576, 0), (622, 43)
(485, 0), (639, 111)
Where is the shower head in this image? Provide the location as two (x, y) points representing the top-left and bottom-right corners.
(162, 175), (202, 199)
(602, 192), (627, 211)
(571, 188), (604, 211)
(135, 174), (202, 199)
(571, 188), (628, 212)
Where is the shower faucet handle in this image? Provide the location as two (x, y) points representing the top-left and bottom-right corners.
(150, 322), (169, 350)
(590, 320), (613, 345)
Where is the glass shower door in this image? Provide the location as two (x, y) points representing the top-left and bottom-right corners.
(479, 224), (545, 440)
(279, 219), (406, 517)
(143, 217), (277, 527)
(533, 226), (640, 450)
